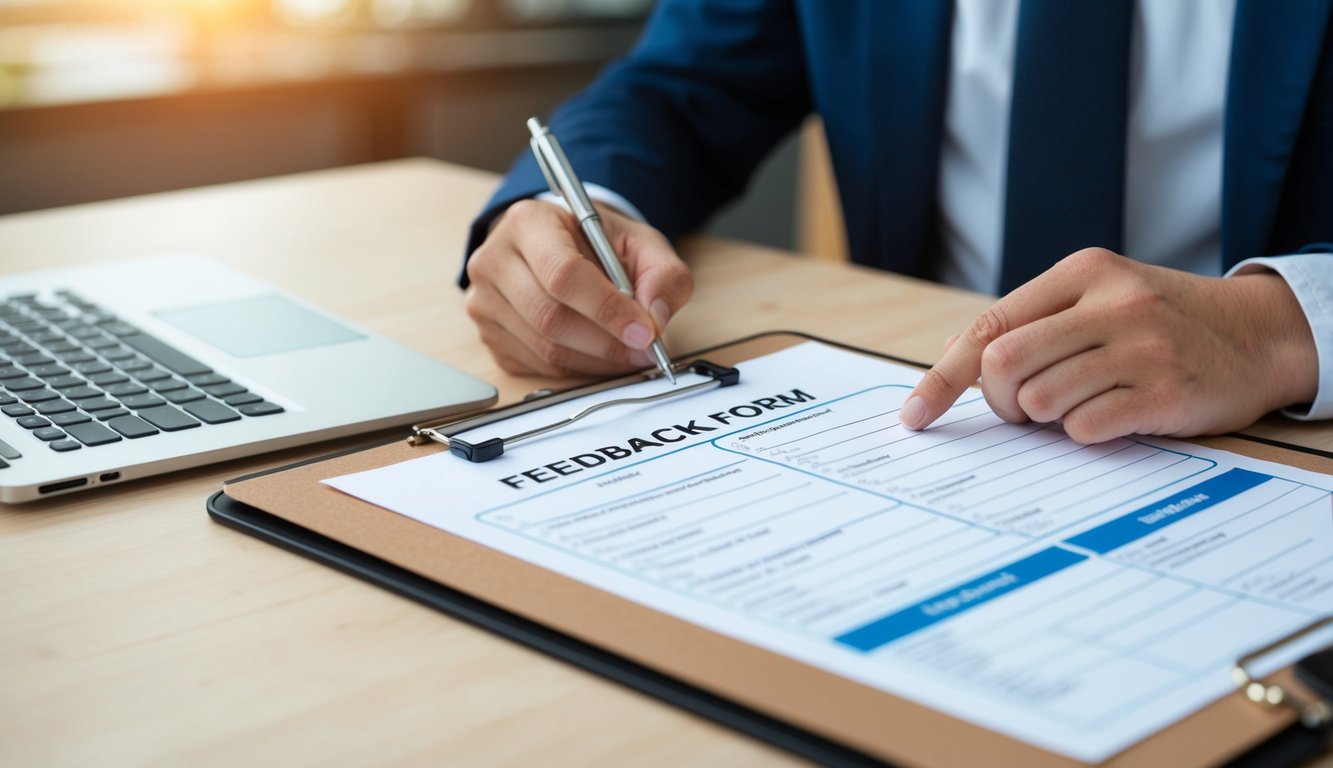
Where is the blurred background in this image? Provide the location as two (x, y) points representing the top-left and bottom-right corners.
(0, 0), (845, 256)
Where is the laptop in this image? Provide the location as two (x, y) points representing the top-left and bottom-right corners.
(0, 254), (497, 503)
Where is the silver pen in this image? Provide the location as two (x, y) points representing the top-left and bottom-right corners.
(527, 117), (676, 384)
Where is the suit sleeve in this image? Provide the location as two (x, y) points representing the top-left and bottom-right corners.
(460, 0), (812, 288)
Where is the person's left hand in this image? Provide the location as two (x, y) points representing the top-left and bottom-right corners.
(898, 248), (1318, 443)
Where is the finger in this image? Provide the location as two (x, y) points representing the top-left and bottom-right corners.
(901, 250), (1108, 431)
(941, 333), (960, 355)
(978, 308), (1105, 423)
(1012, 345), (1119, 424)
(511, 208), (658, 352)
(476, 313), (646, 378)
(1059, 387), (1154, 444)
(481, 250), (643, 364)
(471, 284), (649, 377)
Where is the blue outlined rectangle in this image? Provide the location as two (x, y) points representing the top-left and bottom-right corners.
(834, 546), (1086, 652)
(1063, 468), (1272, 554)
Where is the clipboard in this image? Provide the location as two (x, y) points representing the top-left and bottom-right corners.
(208, 331), (1333, 767)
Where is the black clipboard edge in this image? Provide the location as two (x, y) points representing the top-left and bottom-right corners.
(205, 490), (890, 768)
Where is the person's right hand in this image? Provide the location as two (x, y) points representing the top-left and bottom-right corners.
(464, 198), (693, 377)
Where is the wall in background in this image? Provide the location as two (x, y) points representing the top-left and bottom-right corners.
(0, 5), (805, 254)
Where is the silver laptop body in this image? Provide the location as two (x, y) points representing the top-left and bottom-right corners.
(0, 254), (496, 502)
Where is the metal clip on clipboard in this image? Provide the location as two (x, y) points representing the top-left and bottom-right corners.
(1232, 615), (1333, 733)
(408, 360), (740, 463)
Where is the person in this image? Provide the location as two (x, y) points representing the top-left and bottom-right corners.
(459, 0), (1332, 444)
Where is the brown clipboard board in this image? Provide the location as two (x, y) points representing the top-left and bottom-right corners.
(214, 331), (1333, 767)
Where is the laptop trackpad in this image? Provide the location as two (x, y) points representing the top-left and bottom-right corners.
(155, 294), (364, 357)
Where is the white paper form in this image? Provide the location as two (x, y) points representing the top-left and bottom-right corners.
(326, 341), (1333, 762)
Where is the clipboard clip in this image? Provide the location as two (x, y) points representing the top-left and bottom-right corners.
(1232, 615), (1333, 731)
(411, 360), (740, 463)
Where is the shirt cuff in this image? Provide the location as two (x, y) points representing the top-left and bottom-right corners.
(536, 183), (648, 223)
(1225, 253), (1333, 420)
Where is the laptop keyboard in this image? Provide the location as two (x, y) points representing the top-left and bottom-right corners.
(0, 291), (284, 468)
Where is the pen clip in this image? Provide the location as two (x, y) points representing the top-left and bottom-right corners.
(530, 135), (562, 200)
(527, 117), (599, 221)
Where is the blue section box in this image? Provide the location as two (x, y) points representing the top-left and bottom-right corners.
(1064, 468), (1271, 555)
(835, 547), (1086, 652)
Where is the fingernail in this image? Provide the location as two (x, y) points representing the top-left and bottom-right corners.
(629, 349), (652, 367)
(900, 396), (927, 430)
(650, 299), (671, 330)
(622, 322), (652, 350)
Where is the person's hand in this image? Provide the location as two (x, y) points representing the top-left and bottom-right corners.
(899, 248), (1318, 443)
(464, 199), (693, 377)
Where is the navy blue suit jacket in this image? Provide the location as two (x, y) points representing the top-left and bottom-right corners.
(463, 0), (1333, 289)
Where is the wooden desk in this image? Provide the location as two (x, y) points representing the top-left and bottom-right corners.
(0, 159), (1327, 767)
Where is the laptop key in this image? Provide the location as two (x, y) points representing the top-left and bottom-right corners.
(98, 321), (139, 337)
(164, 388), (206, 405)
(28, 329), (62, 343)
(203, 382), (246, 399)
(33, 427), (66, 441)
(115, 358), (152, 373)
(65, 421), (123, 446)
(101, 347), (136, 362)
(20, 388), (60, 403)
(119, 334), (211, 377)
(223, 392), (262, 406)
(0, 366), (25, 379)
(45, 375), (87, 390)
(104, 382), (147, 398)
(2, 404), (32, 417)
(15, 353), (54, 367)
(120, 393), (166, 410)
(78, 397), (120, 412)
(136, 405), (201, 431)
(35, 399), (77, 415)
(27, 363), (68, 377)
(85, 336), (121, 350)
(4, 377), (45, 391)
(90, 372), (128, 386)
(134, 367), (172, 383)
(60, 386), (103, 401)
(95, 408), (130, 421)
(49, 439), (81, 452)
(0, 437), (20, 459)
(149, 378), (187, 393)
(107, 414), (159, 438)
(45, 341), (81, 354)
(17, 415), (50, 429)
(51, 411), (91, 427)
(57, 351), (97, 364)
(238, 401), (284, 417)
(187, 372), (230, 387)
(183, 399), (241, 424)
(73, 361), (112, 375)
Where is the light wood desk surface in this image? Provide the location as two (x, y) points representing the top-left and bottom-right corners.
(1, 159), (1328, 767)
